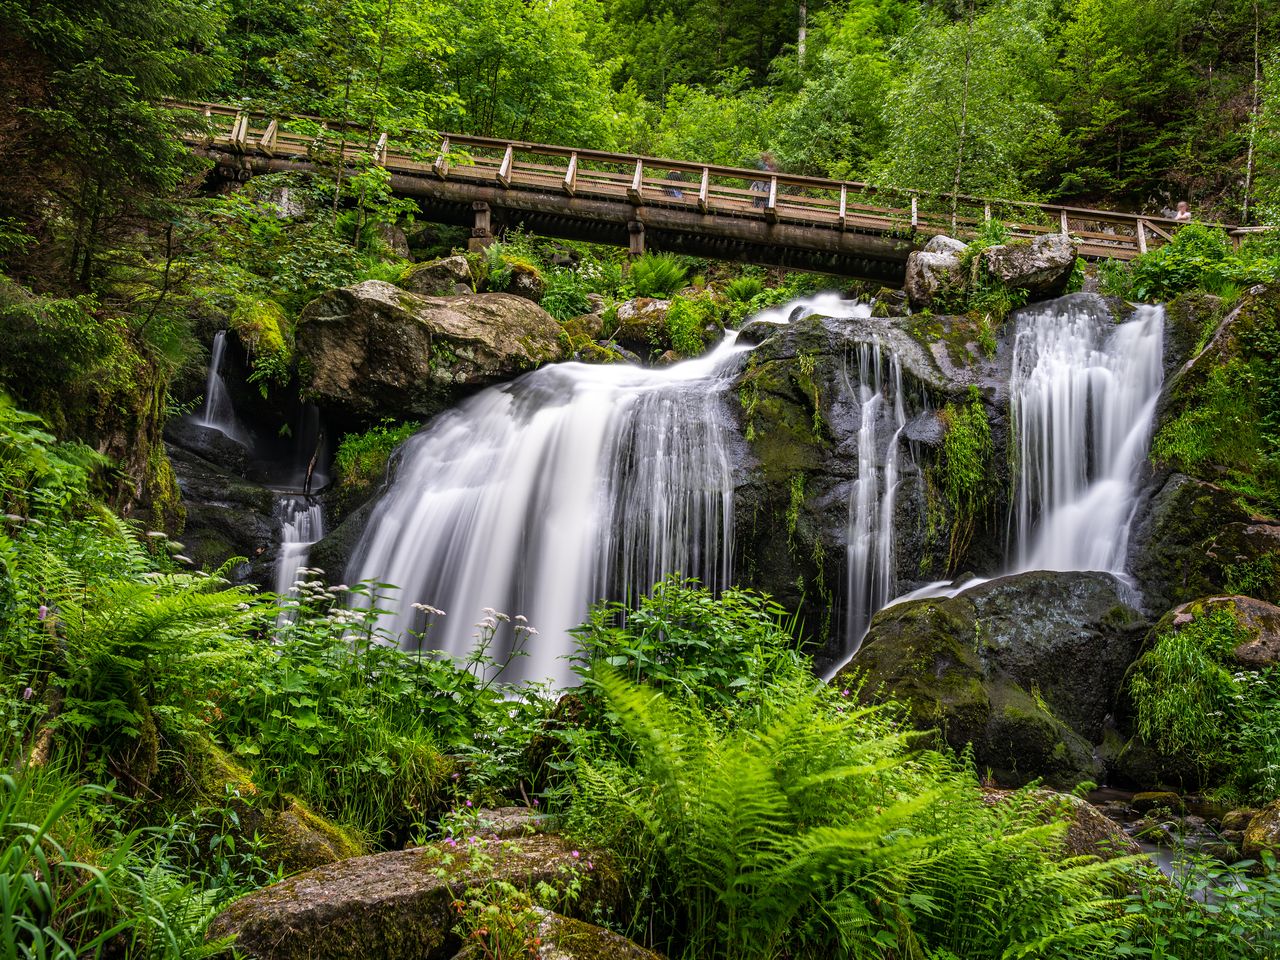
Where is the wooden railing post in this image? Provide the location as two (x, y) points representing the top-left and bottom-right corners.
(259, 119), (278, 156)
(628, 160), (644, 203)
(231, 113), (248, 151)
(1137, 219), (1148, 255)
(374, 132), (388, 165)
(911, 196), (918, 230)
(432, 137), (450, 178)
(497, 145), (513, 188)
(698, 167), (710, 213)
(1059, 209), (1069, 235)
(563, 152), (578, 196)
(764, 176), (778, 222)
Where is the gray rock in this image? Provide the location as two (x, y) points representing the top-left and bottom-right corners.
(400, 256), (475, 297)
(979, 234), (1077, 300)
(834, 570), (1148, 787)
(206, 833), (620, 960)
(923, 235), (969, 256)
(1164, 595), (1280, 669)
(376, 223), (412, 259)
(903, 250), (964, 309)
(296, 281), (567, 430)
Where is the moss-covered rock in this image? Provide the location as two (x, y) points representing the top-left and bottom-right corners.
(295, 282), (569, 432)
(1128, 472), (1280, 610)
(451, 909), (661, 960)
(400, 255), (476, 297)
(1243, 801), (1280, 860)
(835, 570), (1147, 788)
(979, 787), (1142, 860)
(158, 733), (365, 876)
(207, 833), (621, 960)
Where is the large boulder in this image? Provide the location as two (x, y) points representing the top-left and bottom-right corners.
(835, 571), (1147, 787)
(903, 237), (966, 308)
(451, 909), (660, 960)
(400, 255), (475, 296)
(295, 281), (568, 430)
(978, 234), (1077, 300)
(207, 833), (620, 960)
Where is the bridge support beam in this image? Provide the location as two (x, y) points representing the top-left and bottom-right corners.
(627, 219), (645, 258)
(468, 201), (493, 252)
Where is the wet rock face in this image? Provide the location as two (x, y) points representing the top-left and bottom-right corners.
(206, 831), (620, 960)
(295, 281), (568, 432)
(834, 571), (1147, 788)
(1128, 472), (1280, 611)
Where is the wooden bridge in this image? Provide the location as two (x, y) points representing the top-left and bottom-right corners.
(176, 101), (1249, 282)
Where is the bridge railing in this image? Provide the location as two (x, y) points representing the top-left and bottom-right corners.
(171, 101), (1248, 262)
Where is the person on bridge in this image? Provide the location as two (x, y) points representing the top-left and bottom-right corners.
(1174, 200), (1192, 222)
(751, 153), (778, 208)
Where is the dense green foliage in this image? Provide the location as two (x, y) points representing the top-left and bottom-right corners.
(1130, 607), (1280, 805)
(331, 418), (421, 512)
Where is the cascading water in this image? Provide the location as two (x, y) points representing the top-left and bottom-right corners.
(349, 334), (752, 686)
(879, 296), (1166, 620)
(843, 341), (911, 647)
(1010, 299), (1165, 573)
(196, 331), (248, 443)
(274, 496), (326, 604)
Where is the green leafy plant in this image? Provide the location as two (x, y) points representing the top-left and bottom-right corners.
(331, 419), (421, 512)
(626, 253), (688, 298)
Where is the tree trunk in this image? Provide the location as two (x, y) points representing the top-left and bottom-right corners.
(798, 0), (807, 67)
(1243, 0), (1261, 223)
(951, 6), (976, 225)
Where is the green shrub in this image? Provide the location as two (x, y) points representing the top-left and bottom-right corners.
(541, 266), (593, 321)
(935, 387), (994, 569)
(663, 295), (722, 357)
(331, 419), (421, 512)
(1126, 223), (1280, 302)
(724, 275), (764, 303)
(627, 252), (688, 298)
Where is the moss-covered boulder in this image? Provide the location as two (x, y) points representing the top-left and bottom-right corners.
(835, 571), (1147, 787)
(159, 733), (365, 875)
(1145, 284), (1280, 521)
(608, 298), (671, 356)
(1243, 801), (1280, 860)
(207, 833), (621, 960)
(451, 909), (660, 960)
(296, 281), (568, 431)
(1128, 472), (1280, 611)
(400, 255), (475, 297)
(1164, 594), (1280, 668)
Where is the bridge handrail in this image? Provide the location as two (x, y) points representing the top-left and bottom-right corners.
(169, 100), (1259, 247)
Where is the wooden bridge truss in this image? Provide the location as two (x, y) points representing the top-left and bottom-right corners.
(176, 102), (1251, 282)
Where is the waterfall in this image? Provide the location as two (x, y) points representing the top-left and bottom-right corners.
(844, 341), (910, 647)
(1010, 300), (1165, 573)
(349, 334), (752, 686)
(196, 331), (248, 444)
(274, 495), (326, 618)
